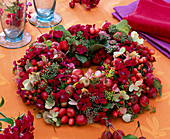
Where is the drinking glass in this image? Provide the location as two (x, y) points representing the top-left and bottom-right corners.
(0, 0), (32, 49)
(29, 0), (62, 28)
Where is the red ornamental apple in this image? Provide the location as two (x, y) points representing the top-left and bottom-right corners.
(65, 85), (75, 97)
(132, 103), (141, 114)
(72, 69), (84, 79)
(129, 94), (139, 104)
(79, 77), (90, 87)
(59, 40), (69, 52)
(144, 73), (154, 87)
(112, 111), (118, 118)
(75, 114), (87, 125)
(103, 79), (114, 88)
(81, 60), (91, 68)
(139, 95), (149, 107)
(66, 108), (75, 117)
(69, 1), (75, 8)
(71, 75), (79, 83)
(40, 91), (48, 100)
(90, 27), (96, 35)
(101, 130), (112, 139)
(53, 107), (59, 112)
(146, 87), (157, 98)
(36, 60), (45, 69)
(61, 115), (68, 124)
(102, 21), (111, 31)
(58, 108), (66, 117)
(31, 59), (37, 66)
(51, 42), (61, 50)
(68, 118), (75, 126)
(112, 130), (125, 139)
(37, 33), (49, 42)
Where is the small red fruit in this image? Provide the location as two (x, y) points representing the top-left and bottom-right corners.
(112, 111), (118, 118)
(103, 79), (114, 88)
(81, 60), (91, 68)
(51, 42), (61, 50)
(66, 108), (75, 117)
(58, 108), (66, 117)
(75, 114), (87, 125)
(112, 130), (125, 139)
(102, 21), (111, 31)
(113, 32), (122, 41)
(68, 118), (75, 126)
(40, 91), (48, 100)
(129, 94), (139, 104)
(59, 40), (69, 52)
(148, 49), (155, 55)
(31, 59), (37, 66)
(139, 95), (149, 107)
(65, 85), (75, 97)
(69, 1), (75, 8)
(136, 72), (142, 79)
(132, 103), (141, 113)
(72, 69), (84, 79)
(90, 27), (96, 35)
(61, 115), (68, 124)
(130, 76), (137, 82)
(101, 130), (112, 139)
(53, 107), (59, 112)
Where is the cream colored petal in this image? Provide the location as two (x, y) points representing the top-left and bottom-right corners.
(129, 84), (134, 92)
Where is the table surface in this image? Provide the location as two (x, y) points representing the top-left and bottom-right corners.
(0, 0), (170, 139)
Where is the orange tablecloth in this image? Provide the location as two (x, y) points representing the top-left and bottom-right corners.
(0, 0), (170, 138)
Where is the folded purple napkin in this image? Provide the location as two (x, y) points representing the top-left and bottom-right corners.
(112, 0), (170, 58)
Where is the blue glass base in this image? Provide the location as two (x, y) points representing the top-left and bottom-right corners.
(0, 31), (32, 49)
(29, 12), (62, 28)
(5, 34), (23, 42)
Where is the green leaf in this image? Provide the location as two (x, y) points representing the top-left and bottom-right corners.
(89, 44), (104, 53)
(0, 96), (4, 108)
(122, 135), (138, 139)
(0, 118), (14, 126)
(53, 25), (72, 37)
(102, 103), (114, 109)
(153, 79), (162, 97)
(116, 20), (130, 35)
(75, 54), (87, 63)
(45, 40), (52, 49)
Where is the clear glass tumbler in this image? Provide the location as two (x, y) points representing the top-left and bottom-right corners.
(0, 0), (32, 49)
(29, 0), (62, 28)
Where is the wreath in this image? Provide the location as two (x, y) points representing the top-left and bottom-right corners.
(13, 20), (162, 128)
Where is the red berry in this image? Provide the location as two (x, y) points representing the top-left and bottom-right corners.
(61, 115), (68, 124)
(136, 72), (142, 79)
(68, 118), (75, 126)
(90, 27), (96, 35)
(40, 91), (48, 100)
(59, 40), (69, 52)
(25, 100), (30, 105)
(148, 49), (155, 55)
(113, 32), (122, 41)
(112, 111), (118, 118)
(69, 1), (75, 8)
(53, 107), (59, 112)
(58, 108), (66, 117)
(102, 21), (111, 31)
(132, 103), (140, 113)
(139, 95), (149, 107)
(66, 108), (75, 117)
(31, 59), (37, 66)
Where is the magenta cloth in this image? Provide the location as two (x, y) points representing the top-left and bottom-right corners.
(112, 0), (170, 58)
